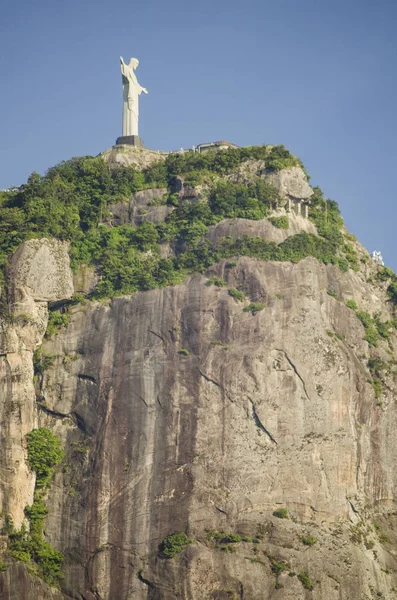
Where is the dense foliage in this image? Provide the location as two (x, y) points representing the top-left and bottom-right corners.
(143, 143), (306, 187)
(0, 144), (360, 301)
(270, 216), (289, 229)
(375, 267), (397, 306)
(160, 532), (193, 558)
(26, 428), (64, 488)
(0, 157), (146, 277)
(7, 429), (64, 587)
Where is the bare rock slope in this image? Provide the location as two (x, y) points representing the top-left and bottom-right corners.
(34, 254), (397, 600)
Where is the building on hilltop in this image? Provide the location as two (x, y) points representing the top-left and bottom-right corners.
(195, 140), (238, 153)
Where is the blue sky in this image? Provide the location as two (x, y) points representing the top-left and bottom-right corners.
(1, 0), (396, 267)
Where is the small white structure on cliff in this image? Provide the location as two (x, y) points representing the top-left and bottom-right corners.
(372, 250), (384, 266)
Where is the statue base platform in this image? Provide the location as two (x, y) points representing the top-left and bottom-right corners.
(115, 135), (144, 147)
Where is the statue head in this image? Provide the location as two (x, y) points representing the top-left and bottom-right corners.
(129, 58), (139, 70)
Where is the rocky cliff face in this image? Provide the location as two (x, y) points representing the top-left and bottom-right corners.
(0, 239), (73, 600)
(1, 155), (397, 600)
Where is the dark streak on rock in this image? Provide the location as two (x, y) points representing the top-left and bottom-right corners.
(276, 349), (310, 400)
(78, 373), (97, 384)
(148, 329), (166, 344)
(215, 506), (227, 515)
(137, 570), (155, 589)
(239, 582), (244, 600)
(37, 404), (87, 433)
(248, 398), (277, 444)
(348, 500), (359, 514)
(199, 370), (234, 403)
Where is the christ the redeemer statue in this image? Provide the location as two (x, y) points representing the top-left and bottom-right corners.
(119, 56), (148, 141)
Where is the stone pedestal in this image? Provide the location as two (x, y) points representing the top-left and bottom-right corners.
(115, 135), (144, 148)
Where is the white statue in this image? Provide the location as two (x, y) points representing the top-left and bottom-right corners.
(120, 56), (148, 137)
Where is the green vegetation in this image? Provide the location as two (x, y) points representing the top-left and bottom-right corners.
(374, 267), (397, 307)
(267, 556), (287, 574)
(346, 299), (358, 310)
(344, 299), (395, 348)
(160, 531), (193, 558)
(26, 429), (64, 488)
(33, 348), (56, 376)
(208, 179), (280, 220)
(225, 260), (238, 269)
(327, 289), (337, 298)
(356, 311), (381, 347)
(272, 508), (289, 519)
(211, 340), (229, 349)
(368, 358), (389, 398)
(228, 288), (246, 302)
(376, 266), (395, 282)
(300, 535), (317, 546)
(206, 276), (227, 287)
(297, 572), (313, 590)
(343, 243), (359, 271)
(0, 146), (357, 302)
(177, 348), (190, 356)
(0, 156), (146, 276)
(0, 562), (7, 572)
(207, 531), (242, 544)
(45, 309), (70, 338)
(244, 302), (266, 315)
(349, 521), (379, 549)
(6, 429), (64, 587)
(144, 144), (304, 185)
(345, 233), (357, 242)
(206, 530), (258, 553)
(270, 216), (289, 229)
(308, 187), (343, 246)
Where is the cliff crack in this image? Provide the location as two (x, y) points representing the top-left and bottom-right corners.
(215, 506), (228, 515)
(276, 349), (310, 400)
(248, 398), (277, 444)
(37, 404), (87, 432)
(137, 570), (155, 589)
(348, 499), (359, 514)
(199, 370), (234, 403)
(148, 329), (166, 344)
(78, 373), (97, 384)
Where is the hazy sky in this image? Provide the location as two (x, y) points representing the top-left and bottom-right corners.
(1, 0), (396, 267)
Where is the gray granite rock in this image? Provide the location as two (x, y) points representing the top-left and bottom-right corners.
(265, 166), (313, 200)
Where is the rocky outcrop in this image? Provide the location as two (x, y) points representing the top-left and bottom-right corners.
(7, 238), (73, 304)
(206, 210), (318, 246)
(0, 239), (73, 531)
(109, 188), (173, 226)
(102, 145), (166, 170)
(227, 159), (265, 184)
(265, 166), (313, 201)
(72, 264), (98, 295)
